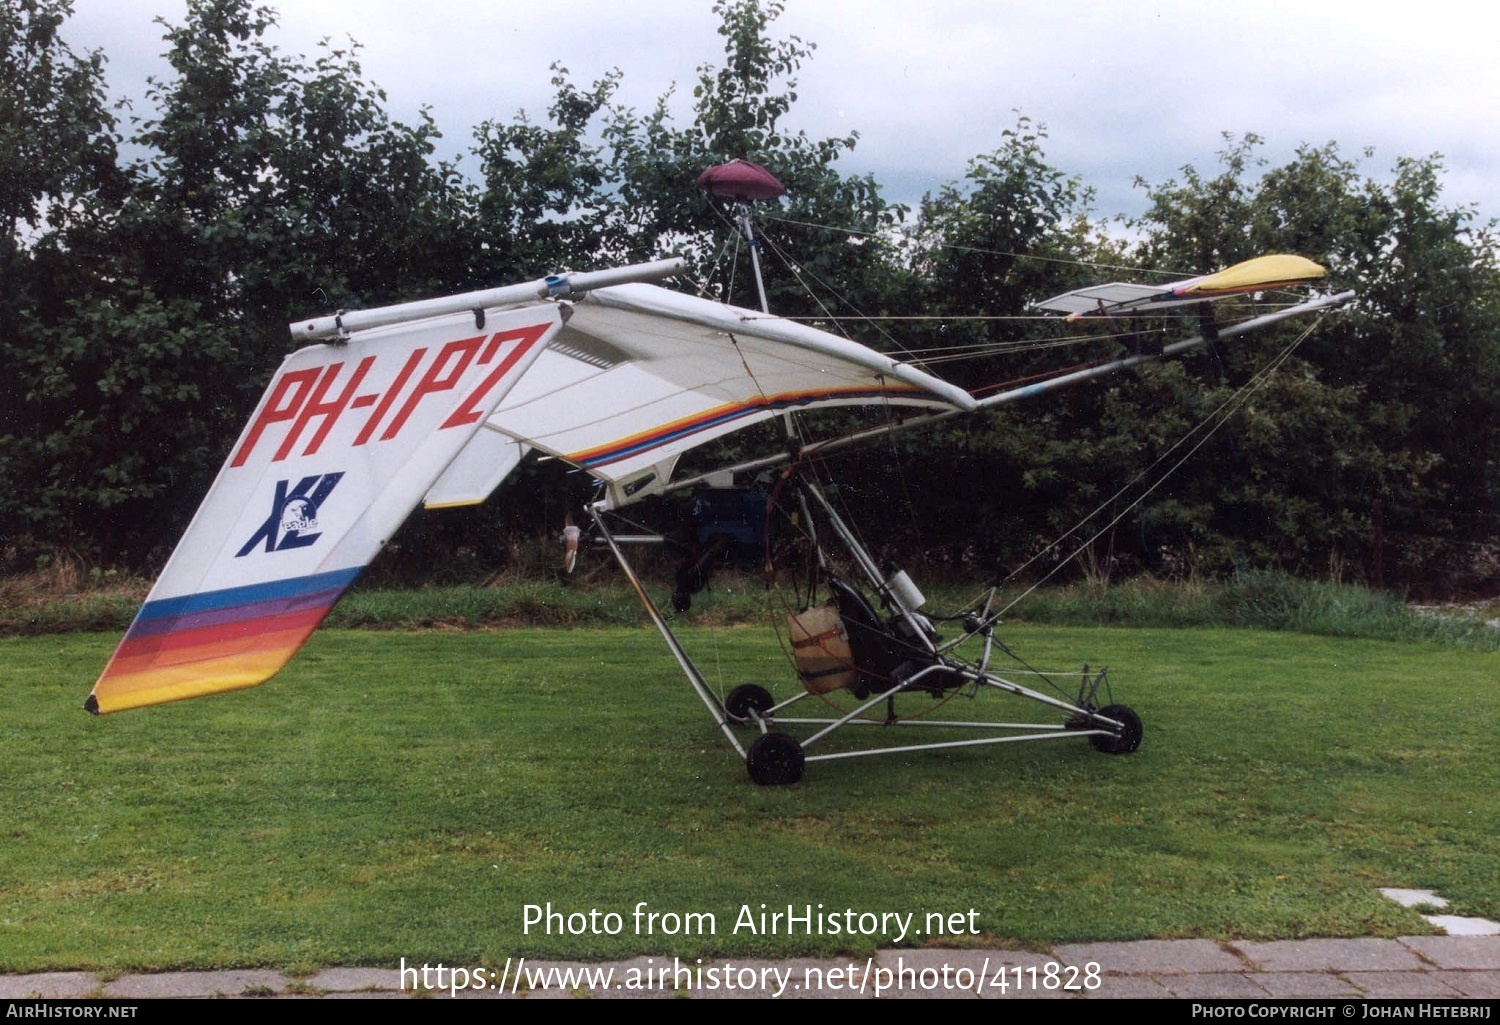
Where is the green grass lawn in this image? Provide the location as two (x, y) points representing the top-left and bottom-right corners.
(2, 622), (1497, 973)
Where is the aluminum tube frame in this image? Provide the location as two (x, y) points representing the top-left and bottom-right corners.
(784, 473), (1115, 731)
(292, 258), (687, 341)
(589, 503), (749, 758)
(734, 201), (773, 316)
(776, 717), (1102, 731)
(657, 290), (1356, 500)
(795, 478), (937, 654)
(591, 494), (1128, 770)
(804, 730), (1101, 764)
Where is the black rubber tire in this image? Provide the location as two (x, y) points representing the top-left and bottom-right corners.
(724, 683), (775, 723)
(746, 732), (805, 785)
(1088, 704), (1143, 755)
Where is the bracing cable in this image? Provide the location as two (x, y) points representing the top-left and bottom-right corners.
(994, 316), (1326, 616)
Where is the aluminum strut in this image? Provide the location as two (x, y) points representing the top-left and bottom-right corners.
(588, 504), (748, 758)
(657, 289), (1357, 498)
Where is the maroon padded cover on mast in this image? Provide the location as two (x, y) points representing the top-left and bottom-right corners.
(697, 159), (787, 201)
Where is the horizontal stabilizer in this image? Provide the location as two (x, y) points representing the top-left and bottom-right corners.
(1034, 254), (1326, 320)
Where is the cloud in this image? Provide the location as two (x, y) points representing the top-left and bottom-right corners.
(62, 0), (1500, 223)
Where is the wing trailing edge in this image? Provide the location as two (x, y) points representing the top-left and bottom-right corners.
(476, 283), (976, 508)
(89, 260), (978, 711)
(90, 254), (1337, 714)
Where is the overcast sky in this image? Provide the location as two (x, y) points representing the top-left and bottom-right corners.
(64, 0), (1500, 231)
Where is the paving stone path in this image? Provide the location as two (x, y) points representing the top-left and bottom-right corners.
(3, 936), (1498, 1000)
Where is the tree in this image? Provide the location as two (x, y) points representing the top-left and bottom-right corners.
(6, 0), (1496, 593)
(0, 0), (118, 283)
(597, 0), (893, 317)
(0, 0), (122, 559)
(461, 0), (915, 531)
(470, 65), (626, 281)
(845, 118), (1128, 575)
(1, 0), (476, 565)
(907, 117), (1104, 386)
(1128, 138), (1500, 585)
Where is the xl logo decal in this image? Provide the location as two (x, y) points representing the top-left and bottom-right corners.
(235, 473), (344, 557)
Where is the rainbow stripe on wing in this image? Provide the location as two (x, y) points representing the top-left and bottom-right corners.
(86, 568), (361, 714)
(566, 385), (924, 468)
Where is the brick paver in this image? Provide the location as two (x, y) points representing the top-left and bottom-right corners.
(8, 937), (1497, 999)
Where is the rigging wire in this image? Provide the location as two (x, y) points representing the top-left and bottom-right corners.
(761, 212), (1217, 281)
(969, 358), (1112, 397)
(725, 231), (742, 305)
(744, 207), (1314, 370)
(758, 226), (1148, 376)
(735, 304), (1312, 324)
(993, 315), (1328, 618)
(877, 386), (929, 561)
(688, 193), (1343, 719)
(709, 190), (1336, 584)
(723, 198), (1326, 319)
(695, 229), (743, 302)
(755, 231), (929, 366)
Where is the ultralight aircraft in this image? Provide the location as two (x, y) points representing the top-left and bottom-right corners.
(87, 160), (1353, 783)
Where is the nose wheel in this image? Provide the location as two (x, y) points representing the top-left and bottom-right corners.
(1088, 704), (1143, 755)
(746, 732), (805, 785)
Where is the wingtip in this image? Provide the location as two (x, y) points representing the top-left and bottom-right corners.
(83, 693), (100, 715)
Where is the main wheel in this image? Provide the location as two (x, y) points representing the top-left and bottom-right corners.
(1088, 704), (1143, 755)
(725, 683), (774, 723)
(746, 732), (805, 785)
